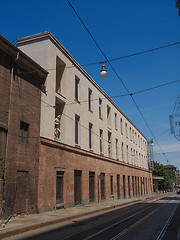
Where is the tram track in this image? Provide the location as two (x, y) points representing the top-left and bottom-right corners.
(85, 199), (172, 240)
(109, 201), (179, 240)
(154, 202), (179, 240)
(59, 196), (171, 240)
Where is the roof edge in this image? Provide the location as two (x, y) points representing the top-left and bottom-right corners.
(17, 32), (147, 139)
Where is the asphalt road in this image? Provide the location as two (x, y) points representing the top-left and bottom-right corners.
(5, 194), (180, 240)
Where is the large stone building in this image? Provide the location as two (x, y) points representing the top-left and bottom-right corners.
(17, 32), (153, 212)
(0, 34), (48, 214)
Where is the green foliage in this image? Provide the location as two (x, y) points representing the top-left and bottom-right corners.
(153, 162), (176, 191)
(36, 206), (39, 214)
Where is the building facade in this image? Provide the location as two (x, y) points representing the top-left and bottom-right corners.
(17, 32), (153, 212)
(0, 34), (48, 214)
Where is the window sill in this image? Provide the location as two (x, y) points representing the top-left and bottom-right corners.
(99, 117), (103, 121)
(75, 144), (81, 149)
(55, 203), (64, 210)
(89, 109), (93, 114)
(89, 149), (94, 153)
(55, 92), (66, 100)
(74, 99), (80, 104)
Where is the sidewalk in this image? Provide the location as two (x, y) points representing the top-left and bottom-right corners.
(0, 193), (169, 239)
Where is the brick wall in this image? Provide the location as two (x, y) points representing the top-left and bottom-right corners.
(0, 49), (42, 214)
(38, 138), (153, 212)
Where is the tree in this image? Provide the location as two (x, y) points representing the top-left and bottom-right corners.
(152, 162), (176, 191)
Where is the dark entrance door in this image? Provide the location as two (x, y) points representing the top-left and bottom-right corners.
(100, 173), (105, 200)
(132, 176), (135, 196)
(117, 174), (120, 199)
(15, 171), (29, 213)
(135, 176), (137, 195)
(56, 171), (64, 204)
(128, 176), (131, 197)
(89, 172), (95, 202)
(74, 170), (82, 205)
(123, 175), (126, 198)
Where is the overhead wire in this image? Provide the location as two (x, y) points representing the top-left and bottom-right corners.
(1, 77), (179, 107)
(0, 74), (146, 167)
(66, 0), (169, 162)
(152, 129), (170, 140)
(65, 79), (180, 106)
(45, 41), (180, 72)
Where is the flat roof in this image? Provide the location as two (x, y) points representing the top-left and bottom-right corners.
(153, 176), (164, 180)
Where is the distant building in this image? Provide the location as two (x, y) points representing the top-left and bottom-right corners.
(163, 165), (177, 172)
(175, 170), (180, 187)
(17, 32), (153, 212)
(0, 34), (48, 214)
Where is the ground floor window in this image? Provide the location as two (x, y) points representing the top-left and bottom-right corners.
(117, 175), (120, 199)
(74, 170), (82, 205)
(123, 175), (126, 198)
(89, 172), (95, 202)
(100, 173), (105, 200)
(56, 171), (64, 204)
(110, 175), (113, 195)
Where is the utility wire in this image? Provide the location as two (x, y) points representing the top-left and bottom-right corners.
(45, 42), (180, 71)
(152, 129), (170, 140)
(65, 79), (180, 106)
(1, 75), (146, 166)
(66, 0), (169, 162)
(1, 78), (179, 107)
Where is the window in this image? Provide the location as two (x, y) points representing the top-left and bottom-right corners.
(20, 121), (29, 143)
(108, 131), (112, 157)
(75, 115), (80, 145)
(99, 98), (102, 119)
(89, 172), (95, 202)
(136, 151), (138, 166)
(110, 176), (113, 195)
(126, 145), (129, 163)
(116, 138), (118, 160)
(121, 142), (124, 161)
(120, 118), (123, 134)
(125, 123), (128, 138)
(88, 88), (92, 111)
(100, 129), (103, 154)
(115, 113), (117, 130)
(130, 127), (132, 141)
(107, 105), (111, 128)
(132, 129), (134, 143)
(89, 123), (93, 150)
(100, 173), (105, 200)
(56, 56), (65, 94)
(56, 171), (64, 204)
(75, 77), (80, 102)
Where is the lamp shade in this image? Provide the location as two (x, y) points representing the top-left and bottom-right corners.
(100, 63), (108, 78)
